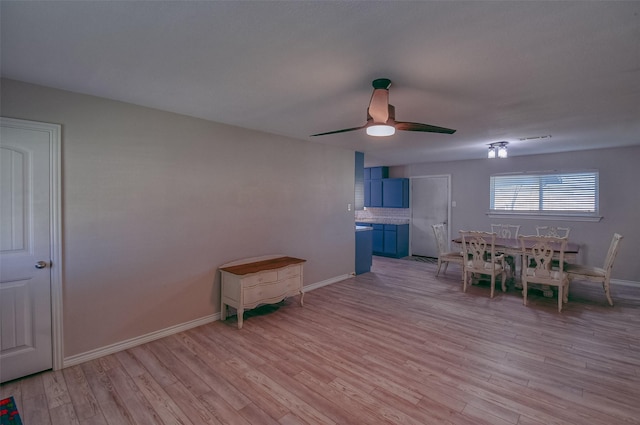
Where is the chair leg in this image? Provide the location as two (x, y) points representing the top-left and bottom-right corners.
(501, 271), (507, 292)
(436, 259), (442, 276)
(603, 279), (614, 306)
(522, 281), (528, 306)
(463, 270), (468, 292)
(442, 261), (449, 274)
(506, 256), (515, 280)
(557, 285), (563, 312)
(490, 274), (495, 298)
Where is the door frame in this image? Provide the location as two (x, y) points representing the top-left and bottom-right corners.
(1, 117), (63, 371)
(409, 174), (452, 256)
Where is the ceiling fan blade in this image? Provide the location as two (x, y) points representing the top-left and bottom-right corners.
(368, 79), (392, 123)
(309, 78), (457, 138)
(310, 124), (366, 137)
(395, 121), (457, 134)
(368, 89), (389, 123)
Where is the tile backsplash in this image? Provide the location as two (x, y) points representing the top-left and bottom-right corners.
(355, 207), (411, 223)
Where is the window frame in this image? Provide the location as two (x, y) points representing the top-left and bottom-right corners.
(488, 170), (602, 222)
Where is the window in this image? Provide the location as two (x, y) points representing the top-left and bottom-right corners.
(490, 171), (599, 218)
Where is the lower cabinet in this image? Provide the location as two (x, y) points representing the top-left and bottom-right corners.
(364, 224), (408, 258)
(355, 228), (373, 275)
(372, 224), (384, 253)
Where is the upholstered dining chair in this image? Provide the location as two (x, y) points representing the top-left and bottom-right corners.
(431, 223), (464, 279)
(565, 233), (623, 306)
(490, 224), (520, 279)
(460, 231), (507, 298)
(519, 235), (569, 312)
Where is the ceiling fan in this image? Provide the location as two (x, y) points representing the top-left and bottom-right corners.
(310, 78), (456, 137)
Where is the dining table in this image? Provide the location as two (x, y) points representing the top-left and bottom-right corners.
(452, 236), (580, 297)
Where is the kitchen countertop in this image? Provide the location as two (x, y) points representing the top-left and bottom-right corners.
(355, 218), (410, 225)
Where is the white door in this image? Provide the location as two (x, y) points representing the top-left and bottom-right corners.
(410, 176), (450, 257)
(0, 119), (54, 382)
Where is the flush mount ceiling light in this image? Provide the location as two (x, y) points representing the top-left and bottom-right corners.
(488, 141), (508, 159)
(366, 124), (396, 137)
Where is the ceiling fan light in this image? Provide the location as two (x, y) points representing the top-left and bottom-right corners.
(366, 125), (396, 137)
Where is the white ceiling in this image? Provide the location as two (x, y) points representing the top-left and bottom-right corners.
(2, 1), (639, 166)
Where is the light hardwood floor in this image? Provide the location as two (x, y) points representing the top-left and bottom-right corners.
(2, 256), (640, 424)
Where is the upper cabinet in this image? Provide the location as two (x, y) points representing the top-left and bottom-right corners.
(364, 167), (409, 208)
(355, 152), (365, 210)
(382, 178), (409, 208)
(368, 166), (388, 180)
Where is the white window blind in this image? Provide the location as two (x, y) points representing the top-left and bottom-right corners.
(490, 171), (598, 215)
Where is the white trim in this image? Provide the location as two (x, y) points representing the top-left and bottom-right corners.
(63, 313), (221, 367)
(611, 279), (640, 287)
(62, 273), (350, 368)
(489, 171), (600, 219)
(487, 212), (602, 222)
(0, 117), (64, 371)
(50, 123), (63, 371)
(303, 274), (352, 293)
(409, 174), (452, 255)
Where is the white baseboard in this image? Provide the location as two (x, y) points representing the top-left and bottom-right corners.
(58, 273), (637, 369)
(611, 278), (640, 287)
(63, 313), (220, 368)
(63, 273), (352, 368)
(303, 273), (352, 293)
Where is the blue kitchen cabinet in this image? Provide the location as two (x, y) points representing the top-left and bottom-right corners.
(397, 224), (409, 257)
(369, 166), (389, 180)
(355, 152), (365, 210)
(355, 227), (373, 275)
(369, 223), (409, 258)
(364, 166), (388, 207)
(382, 178), (409, 208)
(371, 224), (384, 253)
(369, 180), (383, 207)
(364, 167), (409, 208)
(384, 226), (397, 255)
(364, 181), (371, 207)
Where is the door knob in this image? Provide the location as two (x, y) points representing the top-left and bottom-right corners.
(35, 261), (48, 269)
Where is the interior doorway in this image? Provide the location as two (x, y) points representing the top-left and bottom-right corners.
(0, 117), (62, 382)
(410, 175), (451, 258)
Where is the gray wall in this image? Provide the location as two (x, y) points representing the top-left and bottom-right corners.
(1, 79), (356, 357)
(399, 147), (640, 282)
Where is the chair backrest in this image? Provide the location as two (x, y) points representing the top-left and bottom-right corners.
(603, 233), (623, 276)
(519, 235), (568, 277)
(491, 224), (520, 239)
(431, 223), (448, 254)
(536, 226), (571, 238)
(460, 231), (497, 268)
